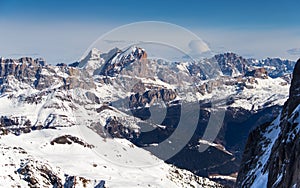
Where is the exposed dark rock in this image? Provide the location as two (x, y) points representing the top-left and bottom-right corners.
(214, 53), (249, 76)
(104, 116), (139, 140)
(17, 159), (63, 188)
(0, 57), (95, 92)
(50, 135), (95, 148)
(266, 59), (300, 187)
(64, 176), (105, 188)
(237, 59), (300, 188)
(99, 47), (147, 76)
(96, 105), (114, 113)
(250, 57), (296, 78)
(85, 91), (100, 104)
(129, 88), (177, 108)
(68, 61), (80, 67)
(95, 180), (106, 188)
(56, 63), (67, 67)
(245, 67), (268, 79)
(0, 116), (32, 135)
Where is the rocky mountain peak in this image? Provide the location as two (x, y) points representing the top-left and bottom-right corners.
(214, 52), (249, 77)
(130, 46), (148, 59)
(0, 57), (46, 89)
(78, 48), (102, 68)
(90, 48), (101, 59)
(99, 46), (147, 76)
(0, 56), (95, 93)
(0, 57), (46, 67)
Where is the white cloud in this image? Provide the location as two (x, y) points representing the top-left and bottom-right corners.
(287, 48), (300, 55)
(188, 39), (210, 54)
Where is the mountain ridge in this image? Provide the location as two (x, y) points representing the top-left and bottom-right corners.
(0, 47), (297, 187)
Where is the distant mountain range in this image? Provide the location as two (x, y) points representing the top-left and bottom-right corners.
(0, 47), (297, 187)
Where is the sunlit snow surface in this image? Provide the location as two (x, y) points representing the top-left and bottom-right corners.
(0, 126), (220, 187)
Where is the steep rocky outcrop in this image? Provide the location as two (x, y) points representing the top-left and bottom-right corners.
(0, 116), (32, 135)
(214, 53), (249, 77)
(245, 67), (268, 79)
(129, 88), (177, 108)
(50, 135), (95, 148)
(104, 116), (140, 140)
(0, 57), (95, 93)
(99, 47), (147, 76)
(17, 159), (63, 187)
(249, 57), (295, 78)
(236, 59), (300, 188)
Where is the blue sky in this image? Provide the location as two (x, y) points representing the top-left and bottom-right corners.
(0, 0), (300, 63)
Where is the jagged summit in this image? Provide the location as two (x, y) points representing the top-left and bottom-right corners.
(74, 47), (296, 81)
(214, 52), (249, 77)
(77, 48), (102, 68)
(99, 46), (147, 76)
(0, 57), (46, 66)
(76, 46), (147, 76)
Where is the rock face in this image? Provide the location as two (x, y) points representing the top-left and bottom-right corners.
(0, 116), (32, 135)
(104, 116), (140, 140)
(99, 47), (147, 76)
(50, 135), (95, 148)
(214, 53), (249, 77)
(17, 159), (63, 187)
(236, 59), (300, 188)
(245, 67), (268, 79)
(250, 57), (296, 78)
(129, 88), (177, 108)
(0, 57), (95, 92)
(0, 57), (45, 89)
(285, 60), (300, 116)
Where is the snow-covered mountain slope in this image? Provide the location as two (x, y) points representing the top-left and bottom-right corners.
(236, 58), (300, 188)
(0, 125), (222, 188)
(0, 48), (296, 187)
(0, 53), (224, 187)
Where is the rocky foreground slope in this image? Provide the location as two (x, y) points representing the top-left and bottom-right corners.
(236, 59), (300, 188)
